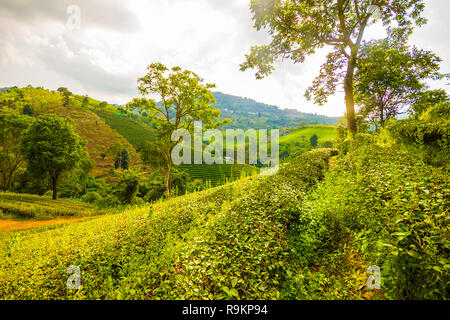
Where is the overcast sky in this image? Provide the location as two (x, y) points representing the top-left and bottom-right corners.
(1, 0), (449, 117)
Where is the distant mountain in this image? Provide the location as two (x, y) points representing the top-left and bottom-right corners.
(213, 92), (339, 129)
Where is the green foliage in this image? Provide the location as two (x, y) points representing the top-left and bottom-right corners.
(294, 141), (449, 299)
(411, 90), (449, 118)
(0, 192), (99, 219)
(213, 92), (338, 129)
(113, 170), (142, 205)
(127, 63), (231, 196)
(94, 110), (155, 148)
(355, 39), (442, 127)
(0, 149), (335, 299)
(388, 101), (450, 167)
(179, 164), (258, 188)
(19, 114), (88, 200)
(279, 125), (336, 159)
(241, 0), (426, 133)
(22, 104), (34, 116)
(0, 114), (34, 191)
(310, 134), (318, 148)
(81, 191), (102, 205)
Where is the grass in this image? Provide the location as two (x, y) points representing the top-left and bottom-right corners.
(279, 125), (337, 158)
(0, 192), (101, 219)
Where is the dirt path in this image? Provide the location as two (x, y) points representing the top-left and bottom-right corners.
(0, 216), (96, 231)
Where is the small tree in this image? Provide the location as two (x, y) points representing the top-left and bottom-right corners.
(0, 114), (34, 191)
(19, 114), (87, 200)
(310, 134), (318, 148)
(127, 63), (230, 196)
(22, 104), (34, 116)
(355, 39), (442, 128)
(108, 141), (129, 170)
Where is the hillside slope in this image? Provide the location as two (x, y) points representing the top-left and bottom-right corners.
(213, 92), (339, 129)
(0, 142), (447, 300)
(0, 87), (139, 177)
(279, 125), (337, 159)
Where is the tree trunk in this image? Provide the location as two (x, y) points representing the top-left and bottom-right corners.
(51, 176), (58, 200)
(344, 57), (358, 135)
(380, 105), (385, 128)
(165, 163), (172, 198)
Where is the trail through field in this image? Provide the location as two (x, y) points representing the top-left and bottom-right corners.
(0, 216), (96, 231)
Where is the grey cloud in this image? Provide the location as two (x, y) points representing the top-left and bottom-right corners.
(0, 0), (139, 33)
(35, 36), (137, 96)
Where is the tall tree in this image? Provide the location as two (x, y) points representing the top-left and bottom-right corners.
(240, 0), (426, 134)
(0, 114), (33, 191)
(127, 63), (230, 196)
(19, 114), (87, 200)
(354, 39), (442, 128)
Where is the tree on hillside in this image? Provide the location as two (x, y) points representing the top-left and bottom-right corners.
(82, 96), (89, 107)
(310, 134), (318, 148)
(127, 63), (230, 196)
(0, 114), (34, 191)
(22, 104), (34, 116)
(57, 87), (72, 107)
(19, 114), (87, 200)
(354, 39), (442, 129)
(240, 0), (427, 134)
(108, 141), (130, 170)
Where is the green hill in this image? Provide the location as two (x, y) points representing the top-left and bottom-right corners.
(213, 92), (339, 129)
(279, 125), (337, 159)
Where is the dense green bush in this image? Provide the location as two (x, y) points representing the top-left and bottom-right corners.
(388, 102), (449, 167)
(294, 141), (449, 299)
(81, 191), (102, 204)
(0, 149), (335, 299)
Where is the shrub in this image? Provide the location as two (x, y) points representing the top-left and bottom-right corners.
(81, 191), (102, 204)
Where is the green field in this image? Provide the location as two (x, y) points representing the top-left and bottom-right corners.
(179, 164), (259, 187)
(94, 111), (156, 148)
(279, 125), (337, 158)
(0, 193), (100, 219)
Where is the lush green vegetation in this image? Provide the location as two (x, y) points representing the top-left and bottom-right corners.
(94, 110), (156, 149)
(279, 125), (337, 159)
(286, 138), (449, 299)
(0, 192), (99, 219)
(213, 92), (339, 129)
(0, 149), (335, 299)
(0, 0), (448, 301)
(179, 164), (259, 187)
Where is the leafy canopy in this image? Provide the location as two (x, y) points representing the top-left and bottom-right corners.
(354, 39), (442, 126)
(19, 114), (88, 199)
(241, 0), (426, 133)
(126, 63), (230, 195)
(0, 114), (34, 191)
